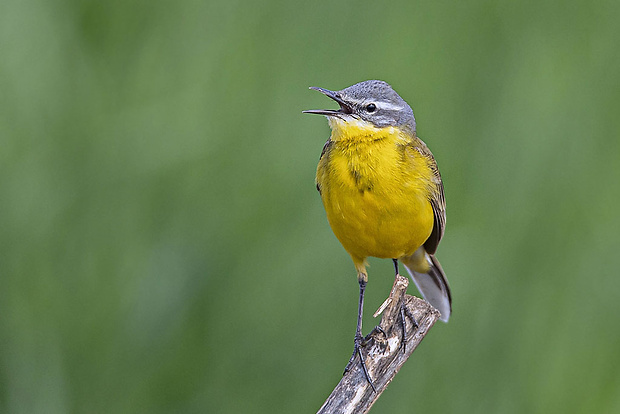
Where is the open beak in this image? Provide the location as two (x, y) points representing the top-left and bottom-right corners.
(302, 87), (353, 117)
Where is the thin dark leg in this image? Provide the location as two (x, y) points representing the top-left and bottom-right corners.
(344, 278), (376, 392)
(392, 258), (418, 353)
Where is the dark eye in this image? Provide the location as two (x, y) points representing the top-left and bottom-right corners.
(365, 103), (377, 113)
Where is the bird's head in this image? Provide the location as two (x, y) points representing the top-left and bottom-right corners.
(303, 80), (416, 137)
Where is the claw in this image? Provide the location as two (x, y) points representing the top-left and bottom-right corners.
(400, 302), (419, 353)
(344, 334), (377, 392)
(365, 325), (387, 343)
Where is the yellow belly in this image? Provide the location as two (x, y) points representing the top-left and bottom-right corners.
(316, 125), (435, 264)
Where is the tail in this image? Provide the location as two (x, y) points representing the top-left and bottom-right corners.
(401, 248), (452, 322)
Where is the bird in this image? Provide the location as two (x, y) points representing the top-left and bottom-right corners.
(303, 80), (451, 388)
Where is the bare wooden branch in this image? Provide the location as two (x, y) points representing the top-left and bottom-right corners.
(317, 275), (440, 414)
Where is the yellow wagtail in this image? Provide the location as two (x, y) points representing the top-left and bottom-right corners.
(303, 80), (451, 387)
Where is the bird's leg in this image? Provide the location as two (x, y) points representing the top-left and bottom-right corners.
(393, 259), (418, 353)
(344, 272), (376, 392)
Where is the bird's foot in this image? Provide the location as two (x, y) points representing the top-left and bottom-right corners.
(399, 300), (418, 353)
(365, 325), (387, 342)
(344, 333), (377, 392)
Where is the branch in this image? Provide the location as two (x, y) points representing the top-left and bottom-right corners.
(317, 275), (440, 414)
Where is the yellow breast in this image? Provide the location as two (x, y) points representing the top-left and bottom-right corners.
(316, 118), (435, 263)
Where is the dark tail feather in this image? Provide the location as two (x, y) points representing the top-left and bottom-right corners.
(402, 253), (452, 322)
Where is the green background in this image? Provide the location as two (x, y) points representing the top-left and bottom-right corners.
(2, 0), (619, 412)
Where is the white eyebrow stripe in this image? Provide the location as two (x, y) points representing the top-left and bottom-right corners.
(375, 101), (404, 111)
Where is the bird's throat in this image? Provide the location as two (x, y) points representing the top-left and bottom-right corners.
(328, 117), (397, 143)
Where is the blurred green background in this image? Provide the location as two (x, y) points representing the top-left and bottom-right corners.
(2, 0), (620, 412)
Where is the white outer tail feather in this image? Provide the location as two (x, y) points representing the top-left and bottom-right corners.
(402, 253), (452, 322)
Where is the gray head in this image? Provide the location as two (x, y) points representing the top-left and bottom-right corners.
(303, 80), (416, 132)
